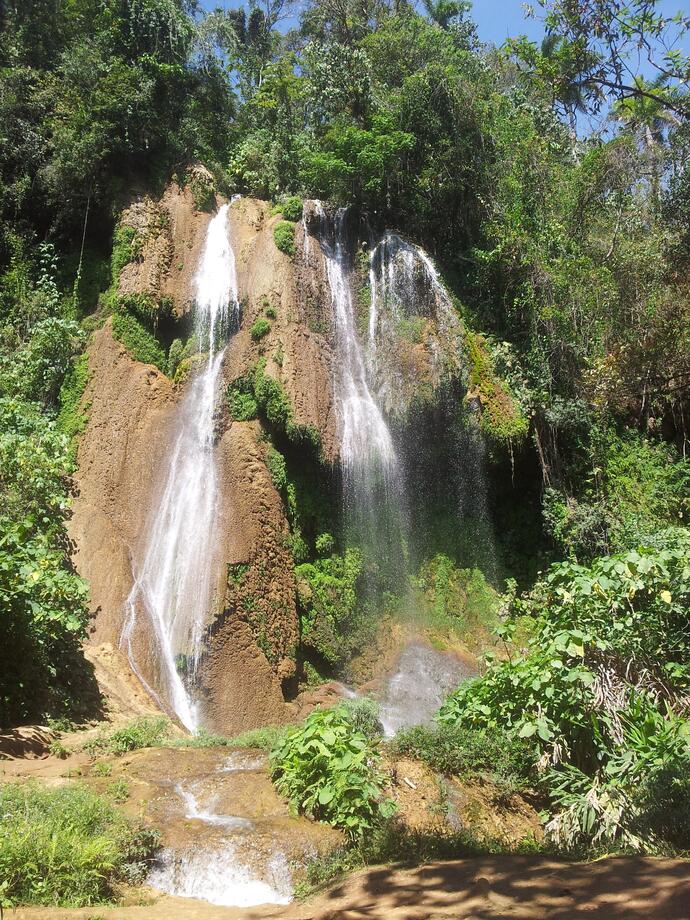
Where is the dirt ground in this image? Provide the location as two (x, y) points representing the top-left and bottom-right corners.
(8, 855), (690, 920)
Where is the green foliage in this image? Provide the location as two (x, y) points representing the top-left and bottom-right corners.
(414, 556), (500, 640)
(227, 376), (259, 421)
(295, 548), (372, 667)
(315, 532), (335, 556)
(186, 170), (216, 212)
(273, 220), (296, 256)
(0, 783), (159, 907)
(438, 529), (690, 852)
(542, 429), (690, 561)
(251, 360), (321, 452)
(83, 718), (170, 757)
(2, 317), (84, 407)
(269, 705), (395, 838)
(389, 724), (532, 790)
(110, 226), (137, 287)
(274, 196), (303, 221)
(111, 310), (167, 373)
(226, 725), (289, 751)
(0, 397), (91, 726)
(266, 446), (288, 491)
(107, 779), (131, 804)
(166, 338), (184, 378)
(466, 332), (528, 444)
(339, 697), (383, 741)
(251, 317), (272, 341)
(57, 353), (90, 448)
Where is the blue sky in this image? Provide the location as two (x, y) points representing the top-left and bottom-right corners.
(198, 0), (545, 46)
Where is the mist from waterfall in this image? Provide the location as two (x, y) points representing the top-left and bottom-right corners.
(121, 203), (238, 731)
(369, 230), (497, 577)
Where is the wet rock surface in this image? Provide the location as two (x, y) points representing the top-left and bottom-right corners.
(103, 747), (342, 909)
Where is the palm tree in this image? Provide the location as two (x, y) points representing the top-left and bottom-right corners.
(539, 34), (588, 140)
(611, 74), (680, 203)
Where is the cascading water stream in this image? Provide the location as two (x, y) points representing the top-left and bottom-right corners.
(317, 205), (397, 489)
(310, 203), (409, 579)
(121, 203), (238, 731)
(368, 231), (460, 404)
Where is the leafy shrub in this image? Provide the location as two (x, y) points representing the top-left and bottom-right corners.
(0, 398), (91, 726)
(270, 705), (395, 837)
(339, 697), (383, 741)
(227, 375), (258, 421)
(273, 220), (296, 256)
(438, 529), (690, 852)
(265, 305), (277, 319)
(279, 197), (303, 221)
(111, 310), (166, 372)
(83, 718), (170, 757)
(8, 317), (84, 406)
(251, 317), (271, 341)
(0, 783), (159, 907)
(315, 532), (335, 556)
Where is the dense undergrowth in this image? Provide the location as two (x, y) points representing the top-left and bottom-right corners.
(439, 528), (690, 854)
(0, 783), (159, 908)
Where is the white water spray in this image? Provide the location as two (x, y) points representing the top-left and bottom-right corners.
(313, 205), (396, 482)
(121, 204), (238, 730)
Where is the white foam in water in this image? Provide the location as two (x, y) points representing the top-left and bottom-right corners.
(149, 847), (292, 908)
(175, 783), (252, 830)
(148, 780), (293, 907)
(221, 751), (266, 772)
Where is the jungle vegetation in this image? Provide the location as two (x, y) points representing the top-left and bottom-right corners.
(0, 0), (689, 858)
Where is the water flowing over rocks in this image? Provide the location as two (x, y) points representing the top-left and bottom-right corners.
(122, 204), (238, 730)
(69, 184), (484, 734)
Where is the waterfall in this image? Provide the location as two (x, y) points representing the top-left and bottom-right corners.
(121, 203), (238, 731)
(368, 231), (461, 413)
(308, 202), (407, 584)
(313, 205), (396, 489)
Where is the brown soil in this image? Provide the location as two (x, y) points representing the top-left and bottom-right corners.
(10, 856), (690, 919)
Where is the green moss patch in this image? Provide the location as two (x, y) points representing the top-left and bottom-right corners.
(466, 332), (528, 444)
(111, 310), (167, 372)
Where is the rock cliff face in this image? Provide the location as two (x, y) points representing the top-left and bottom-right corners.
(70, 188), (337, 733)
(69, 182), (470, 734)
(69, 325), (178, 650)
